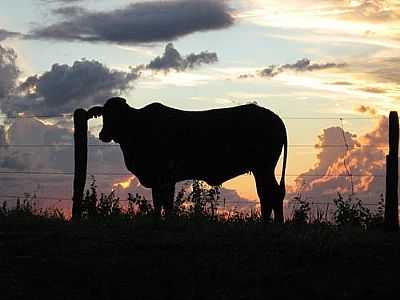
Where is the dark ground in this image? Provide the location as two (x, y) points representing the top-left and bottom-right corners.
(1, 216), (400, 300)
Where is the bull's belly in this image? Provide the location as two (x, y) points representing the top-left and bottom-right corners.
(124, 144), (279, 187)
(172, 159), (252, 186)
(195, 170), (249, 187)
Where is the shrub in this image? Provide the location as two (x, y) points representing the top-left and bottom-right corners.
(82, 177), (123, 218)
(176, 180), (221, 218)
(0, 193), (65, 221)
(368, 193), (385, 228)
(333, 193), (372, 229)
(290, 193), (311, 224)
(127, 193), (153, 216)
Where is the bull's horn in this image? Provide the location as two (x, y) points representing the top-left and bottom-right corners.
(87, 106), (103, 119)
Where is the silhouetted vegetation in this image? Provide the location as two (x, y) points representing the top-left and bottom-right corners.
(333, 193), (374, 229)
(75, 177), (223, 221)
(289, 192), (385, 229)
(1, 178), (387, 229)
(1, 182), (397, 299)
(290, 193), (311, 225)
(0, 193), (65, 222)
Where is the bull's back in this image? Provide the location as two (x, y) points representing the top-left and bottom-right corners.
(184, 104), (285, 149)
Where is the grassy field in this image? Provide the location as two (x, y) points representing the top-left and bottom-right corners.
(1, 213), (400, 300)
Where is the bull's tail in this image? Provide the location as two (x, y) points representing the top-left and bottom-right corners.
(279, 125), (288, 199)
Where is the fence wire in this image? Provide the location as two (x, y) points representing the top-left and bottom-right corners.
(0, 113), (390, 210)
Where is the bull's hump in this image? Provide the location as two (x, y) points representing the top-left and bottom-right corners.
(139, 102), (280, 122)
(144, 102), (165, 109)
(142, 102), (181, 114)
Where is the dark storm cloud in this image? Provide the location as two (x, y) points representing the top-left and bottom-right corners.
(0, 45), (20, 99)
(0, 29), (22, 41)
(39, 0), (84, 3)
(30, 0), (234, 45)
(146, 43), (218, 73)
(237, 74), (255, 79)
(258, 65), (279, 78)
(0, 117), (129, 201)
(238, 58), (346, 80)
(1, 42), (215, 117)
(0, 125), (6, 145)
(1, 59), (141, 116)
(52, 6), (87, 17)
(257, 58), (347, 78)
(282, 58), (346, 72)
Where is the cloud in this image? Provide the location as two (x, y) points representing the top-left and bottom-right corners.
(258, 65), (279, 78)
(354, 105), (377, 116)
(1, 59), (140, 116)
(292, 116), (388, 202)
(245, 0), (400, 46)
(359, 86), (386, 94)
(239, 58), (347, 79)
(0, 42), (219, 118)
(320, 56), (400, 100)
(39, 0), (84, 4)
(0, 117), (129, 204)
(0, 45), (20, 99)
(283, 59), (346, 72)
(30, 0), (234, 45)
(0, 29), (22, 41)
(237, 74), (255, 79)
(259, 58), (346, 78)
(351, 57), (400, 85)
(0, 125), (6, 145)
(329, 81), (353, 86)
(146, 43), (218, 73)
(337, 0), (400, 24)
(51, 6), (87, 17)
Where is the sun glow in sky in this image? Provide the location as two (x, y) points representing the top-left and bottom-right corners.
(0, 0), (399, 207)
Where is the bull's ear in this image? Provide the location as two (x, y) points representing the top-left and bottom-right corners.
(87, 106), (103, 119)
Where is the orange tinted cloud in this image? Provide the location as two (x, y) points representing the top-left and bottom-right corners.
(354, 104), (377, 115)
(293, 116), (388, 199)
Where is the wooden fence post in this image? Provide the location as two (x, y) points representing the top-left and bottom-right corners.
(72, 109), (88, 221)
(384, 111), (399, 232)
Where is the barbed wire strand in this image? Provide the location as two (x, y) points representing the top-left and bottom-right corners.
(0, 114), (381, 120)
(0, 113), (386, 209)
(0, 144), (389, 148)
(0, 194), (381, 206)
(0, 171), (386, 177)
(340, 118), (355, 195)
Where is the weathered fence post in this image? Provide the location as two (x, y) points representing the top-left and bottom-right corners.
(72, 109), (88, 221)
(384, 111), (399, 232)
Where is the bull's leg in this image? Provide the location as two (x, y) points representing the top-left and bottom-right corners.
(254, 170), (283, 224)
(273, 192), (284, 224)
(162, 183), (176, 217)
(152, 183), (176, 217)
(151, 186), (163, 218)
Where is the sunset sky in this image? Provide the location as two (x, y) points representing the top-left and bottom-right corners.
(0, 0), (399, 210)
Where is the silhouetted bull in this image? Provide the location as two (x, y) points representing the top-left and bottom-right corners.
(88, 97), (287, 222)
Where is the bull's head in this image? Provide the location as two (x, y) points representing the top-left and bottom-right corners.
(87, 97), (129, 143)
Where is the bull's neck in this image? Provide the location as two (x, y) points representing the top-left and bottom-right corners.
(114, 107), (137, 144)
